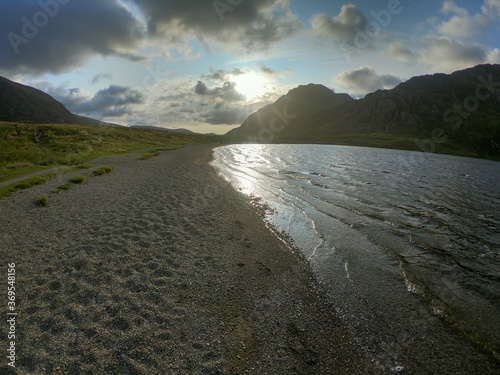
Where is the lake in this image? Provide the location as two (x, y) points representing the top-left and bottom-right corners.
(212, 144), (500, 372)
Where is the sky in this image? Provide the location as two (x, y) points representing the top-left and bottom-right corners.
(1, 0), (499, 134)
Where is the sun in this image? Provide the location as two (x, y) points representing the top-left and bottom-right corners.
(232, 72), (268, 100)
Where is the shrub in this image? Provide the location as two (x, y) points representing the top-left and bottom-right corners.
(69, 176), (86, 184)
(92, 166), (115, 176)
(58, 184), (72, 190)
(35, 196), (48, 207)
(138, 151), (161, 160)
(13, 176), (47, 190)
(75, 164), (93, 170)
(13, 182), (31, 190)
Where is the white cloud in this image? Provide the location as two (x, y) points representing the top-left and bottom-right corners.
(487, 48), (500, 63)
(387, 41), (415, 62)
(333, 66), (401, 97)
(437, 2), (492, 38)
(115, 67), (285, 128)
(420, 36), (488, 72)
(440, 1), (469, 16)
(484, 0), (500, 15)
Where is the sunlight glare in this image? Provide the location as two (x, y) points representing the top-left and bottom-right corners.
(233, 72), (268, 100)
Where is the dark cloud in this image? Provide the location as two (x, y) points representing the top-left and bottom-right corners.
(0, 0), (145, 75)
(201, 107), (246, 125)
(0, 1), (301, 76)
(258, 63), (276, 76)
(334, 66), (401, 96)
(76, 85), (144, 116)
(49, 85), (144, 118)
(194, 81), (245, 102)
(202, 68), (226, 82)
(91, 73), (112, 84)
(202, 67), (246, 82)
(256, 63), (291, 79)
(132, 0), (302, 50)
(198, 100), (268, 125)
(40, 85), (90, 109)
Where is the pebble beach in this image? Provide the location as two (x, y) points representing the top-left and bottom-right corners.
(0, 145), (382, 374)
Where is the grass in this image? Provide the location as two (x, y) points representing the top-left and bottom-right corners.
(0, 122), (215, 183)
(13, 176), (47, 190)
(58, 184), (72, 190)
(138, 151), (161, 160)
(269, 132), (490, 159)
(138, 145), (182, 160)
(35, 196), (48, 207)
(0, 186), (18, 198)
(69, 176), (86, 184)
(74, 164), (94, 170)
(92, 166), (115, 176)
(0, 175), (53, 198)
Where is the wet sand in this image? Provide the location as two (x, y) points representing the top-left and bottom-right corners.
(0, 145), (382, 374)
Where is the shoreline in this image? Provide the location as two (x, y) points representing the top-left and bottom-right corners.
(0, 144), (382, 374)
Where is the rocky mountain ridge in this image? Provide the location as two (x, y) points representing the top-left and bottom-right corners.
(227, 64), (500, 159)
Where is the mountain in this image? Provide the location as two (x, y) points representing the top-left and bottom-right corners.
(0, 76), (119, 126)
(131, 125), (218, 136)
(130, 125), (196, 134)
(226, 64), (500, 159)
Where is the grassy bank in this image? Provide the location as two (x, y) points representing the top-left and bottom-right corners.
(305, 132), (489, 159)
(225, 131), (498, 161)
(0, 122), (216, 184)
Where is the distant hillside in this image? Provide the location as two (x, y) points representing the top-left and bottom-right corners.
(227, 64), (500, 159)
(0, 76), (118, 127)
(130, 125), (195, 134)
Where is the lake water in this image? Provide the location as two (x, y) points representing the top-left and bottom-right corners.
(212, 144), (500, 372)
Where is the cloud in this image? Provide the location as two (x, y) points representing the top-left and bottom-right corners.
(200, 107), (248, 125)
(437, 1), (492, 38)
(440, 1), (469, 16)
(387, 41), (415, 62)
(487, 48), (500, 63)
(202, 67), (246, 82)
(31, 82), (89, 108)
(48, 85), (144, 118)
(258, 63), (277, 76)
(420, 37), (488, 72)
(256, 63), (290, 79)
(484, 0), (500, 15)
(311, 4), (368, 44)
(0, 0), (146, 75)
(91, 73), (112, 84)
(333, 66), (402, 96)
(124, 71), (281, 128)
(76, 85), (145, 115)
(132, 0), (302, 51)
(194, 81), (245, 102)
